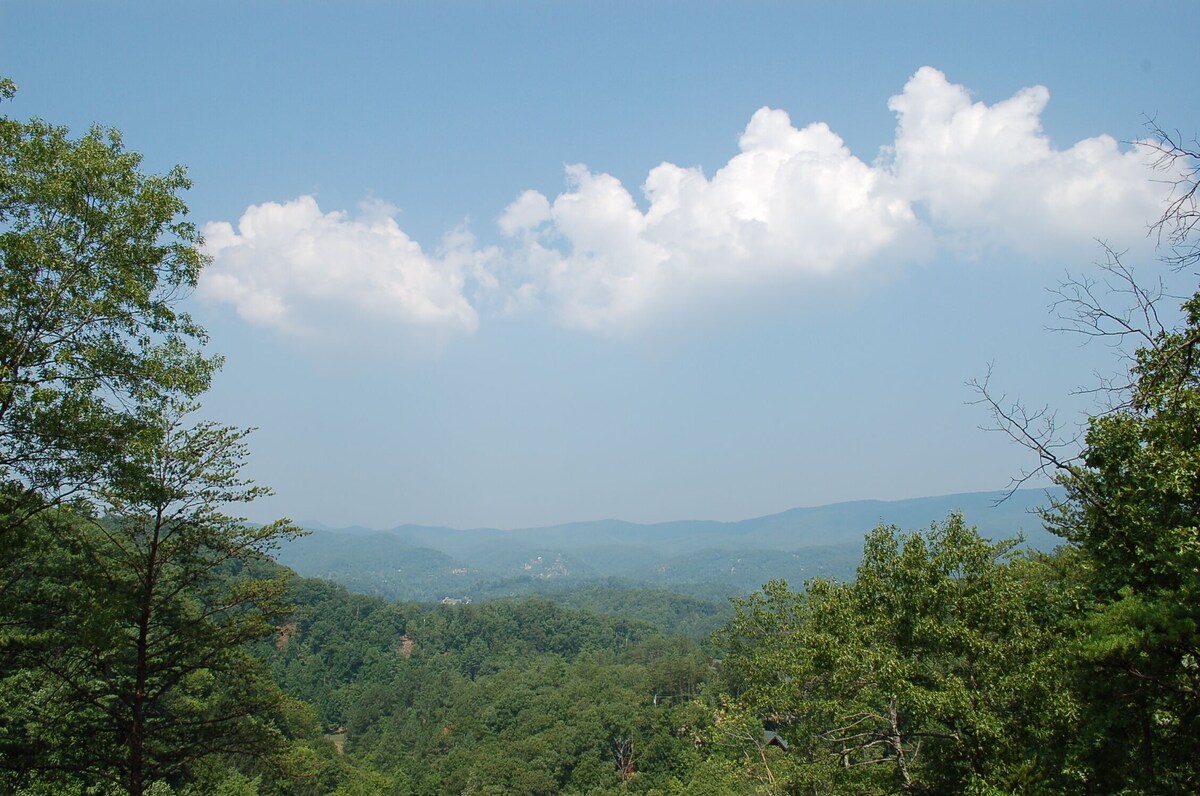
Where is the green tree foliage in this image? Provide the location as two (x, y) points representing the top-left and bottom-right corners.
(2, 404), (306, 794)
(979, 126), (1200, 793)
(718, 516), (1075, 794)
(268, 581), (717, 795)
(1047, 290), (1200, 790)
(0, 80), (215, 517)
(557, 584), (732, 643)
(0, 80), (310, 795)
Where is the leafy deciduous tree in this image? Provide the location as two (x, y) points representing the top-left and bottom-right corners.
(0, 80), (308, 795)
(0, 77), (215, 523)
(976, 123), (1200, 793)
(5, 403), (305, 794)
(719, 516), (1075, 794)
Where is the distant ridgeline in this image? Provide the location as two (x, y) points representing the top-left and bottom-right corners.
(275, 488), (1062, 605)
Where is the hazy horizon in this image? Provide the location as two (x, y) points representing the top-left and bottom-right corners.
(294, 485), (1062, 534)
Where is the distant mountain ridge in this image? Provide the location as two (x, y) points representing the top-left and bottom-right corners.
(279, 488), (1064, 602)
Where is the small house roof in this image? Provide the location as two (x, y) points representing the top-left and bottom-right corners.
(763, 730), (789, 751)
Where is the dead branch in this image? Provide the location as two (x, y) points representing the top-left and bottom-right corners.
(1047, 245), (1169, 351)
(967, 363), (1081, 503)
(1142, 117), (1200, 270)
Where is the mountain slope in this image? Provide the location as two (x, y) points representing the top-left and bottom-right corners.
(278, 488), (1063, 601)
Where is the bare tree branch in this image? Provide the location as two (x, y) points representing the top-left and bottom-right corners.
(967, 363), (1081, 504)
(1142, 117), (1200, 270)
(1047, 245), (1169, 352)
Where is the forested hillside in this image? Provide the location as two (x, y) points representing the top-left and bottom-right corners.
(276, 488), (1056, 603)
(262, 580), (716, 794)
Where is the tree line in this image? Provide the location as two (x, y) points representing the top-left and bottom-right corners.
(0, 78), (304, 795)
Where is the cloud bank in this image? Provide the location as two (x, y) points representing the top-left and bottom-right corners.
(201, 67), (1165, 340)
(199, 196), (486, 341)
(887, 68), (1158, 259)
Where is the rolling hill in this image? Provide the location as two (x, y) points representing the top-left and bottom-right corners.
(276, 487), (1063, 602)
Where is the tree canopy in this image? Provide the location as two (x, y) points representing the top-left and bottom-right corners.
(0, 77), (215, 522)
(718, 517), (1076, 794)
(0, 80), (302, 796)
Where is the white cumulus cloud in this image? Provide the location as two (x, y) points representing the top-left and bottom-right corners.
(501, 109), (925, 331)
(500, 67), (1164, 332)
(201, 68), (1169, 342)
(199, 196), (484, 343)
(887, 66), (1161, 259)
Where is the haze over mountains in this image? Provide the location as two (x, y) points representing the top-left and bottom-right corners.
(277, 488), (1063, 602)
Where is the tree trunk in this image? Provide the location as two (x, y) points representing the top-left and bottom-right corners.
(129, 513), (162, 796)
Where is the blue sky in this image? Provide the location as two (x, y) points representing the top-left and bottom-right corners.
(4, 2), (1198, 529)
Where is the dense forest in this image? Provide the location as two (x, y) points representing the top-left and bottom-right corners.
(3, 80), (1200, 794)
